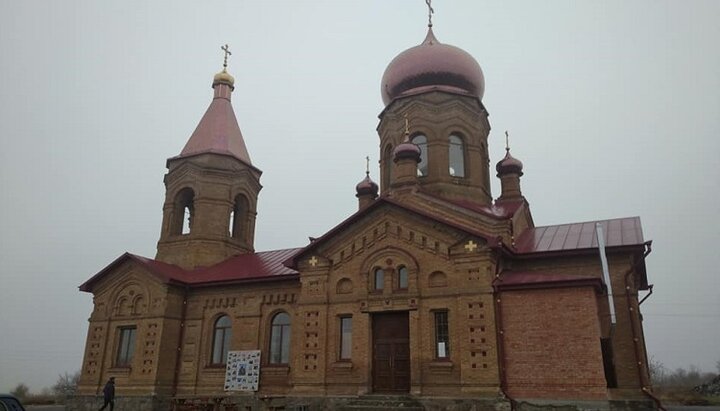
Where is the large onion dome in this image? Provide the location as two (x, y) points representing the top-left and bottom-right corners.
(381, 27), (485, 106)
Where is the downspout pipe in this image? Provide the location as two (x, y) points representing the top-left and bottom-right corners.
(491, 251), (517, 411)
(172, 286), (190, 398)
(639, 284), (654, 306)
(596, 223), (616, 333)
(622, 241), (665, 411)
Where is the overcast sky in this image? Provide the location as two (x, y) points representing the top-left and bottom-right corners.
(1, 1), (718, 392)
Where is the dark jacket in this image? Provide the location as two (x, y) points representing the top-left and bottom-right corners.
(103, 380), (115, 400)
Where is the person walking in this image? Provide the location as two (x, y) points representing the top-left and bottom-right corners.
(98, 377), (115, 411)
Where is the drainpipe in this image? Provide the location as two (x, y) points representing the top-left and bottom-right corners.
(639, 284), (654, 306)
(172, 286), (190, 398)
(596, 223), (616, 334)
(491, 250), (517, 411)
(622, 242), (665, 411)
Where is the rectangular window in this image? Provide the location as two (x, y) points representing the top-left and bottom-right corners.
(116, 326), (137, 367)
(339, 316), (352, 360)
(434, 311), (449, 359)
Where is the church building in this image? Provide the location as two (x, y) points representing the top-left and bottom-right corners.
(75, 16), (658, 411)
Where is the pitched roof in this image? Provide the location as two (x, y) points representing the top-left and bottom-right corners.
(171, 85), (253, 165)
(79, 248), (301, 292)
(513, 217), (644, 255)
(285, 196), (503, 267)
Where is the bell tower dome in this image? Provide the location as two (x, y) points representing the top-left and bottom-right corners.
(378, 23), (491, 204)
(156, 46), (262, 269)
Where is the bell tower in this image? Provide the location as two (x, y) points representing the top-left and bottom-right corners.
(156, 46), (262, 269)
(377, 26), (492, 204)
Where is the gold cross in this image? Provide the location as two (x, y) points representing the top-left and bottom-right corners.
(505, 130), (510, 151)
(404, 114), (410, 137)
(221, 44), (232, 69)
(309, 256), (318, 267)
(465, 240), (478, 252)
(365, 156), (370, 176)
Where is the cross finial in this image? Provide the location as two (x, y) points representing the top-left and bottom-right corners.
(505, 130), (510, 152)
(425, 0), (435, 27)
(365, 156), (370, 176)
(404, 114), (410, 138)
(221, 44), (232, 70)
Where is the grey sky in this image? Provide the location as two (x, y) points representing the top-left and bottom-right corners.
(1, 1), (718, 392)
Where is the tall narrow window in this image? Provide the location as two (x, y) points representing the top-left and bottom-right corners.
(373, 268), (384, 291)
(339, 316), (352, 360)
(449, 134), (465, 177)
(182, 206), (192, 234)
(383, 144), (393, 189)
(116, 326), (137, 367)
(398, 266), (409, 290)
(270, 312), (291, 364)
(172, 188), (194, 235)
(434, 311), (449, 359)
(211, 315), (232, 365)
(231, 194), (248, 239)
(412, 134), (428, 176)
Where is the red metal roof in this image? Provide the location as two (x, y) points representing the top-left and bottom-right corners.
(79, 248), (301, 292)
(171, 82), (253, 165)
(513, 217), (644, 254)
(185, 248), (300, 286)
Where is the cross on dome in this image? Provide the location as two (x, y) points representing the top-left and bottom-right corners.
(221, 44), (232, 70)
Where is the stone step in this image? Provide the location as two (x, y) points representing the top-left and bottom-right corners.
(340, 395), (425, 411)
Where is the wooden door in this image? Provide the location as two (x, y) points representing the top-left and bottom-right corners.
(372, 311), (410, 393)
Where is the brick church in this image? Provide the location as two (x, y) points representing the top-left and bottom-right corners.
(75, 16), (658, 411)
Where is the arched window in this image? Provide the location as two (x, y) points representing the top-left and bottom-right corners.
(412, 135), (428, 177)
(383, 144), (393, 189)
(172, 188), (194, 235)
(373, 268), (384, 291)
(231, 194), (249, 239)
(269, 312), (291, 364)
(397, 266), (409, 290)
(449, 134), (465, 177)
(211, 315), (232, 365)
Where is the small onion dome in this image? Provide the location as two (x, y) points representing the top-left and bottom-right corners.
(496, 149), (524, 177)
(213, 69), (235, 87)
(393, 139), (421, 162)
(356, 174), (379, 197)
(381, 27), (485, 106)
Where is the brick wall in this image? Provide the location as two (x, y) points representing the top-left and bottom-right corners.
(501, 286), (608, 400)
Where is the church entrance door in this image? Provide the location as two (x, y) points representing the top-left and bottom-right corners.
(371, 311), (410, 393)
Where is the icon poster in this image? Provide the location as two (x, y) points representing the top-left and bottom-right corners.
(224, 350), (261, 391)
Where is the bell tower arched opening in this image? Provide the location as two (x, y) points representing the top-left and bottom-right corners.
(171, 188), (195, 236)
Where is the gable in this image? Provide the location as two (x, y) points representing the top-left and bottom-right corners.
(86, 258), (173, 320)
(293, 201), (493, 272)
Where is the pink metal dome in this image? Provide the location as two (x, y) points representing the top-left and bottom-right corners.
(393, 139), (421, 162)
(355, 174), (379, 197)
(381, 27), (485, 106)
(496, 149), (524, 177)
